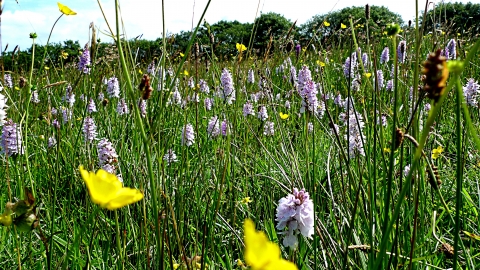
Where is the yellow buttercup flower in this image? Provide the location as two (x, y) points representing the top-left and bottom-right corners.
(431, 146), (443, 160)
(183, 70), (189, 76)
(79, 166), (144, 210)
(279, 112), (289, 120)
(244, 219), (297, 270)
(341, 23), (347, 29)
(179, 52), (185, 57)
(365, 72), (372, 78)
(323, 21), (330, 27)
(236, 43), (247, 52)
(316, 60), (325, 67)
(241, 197), (252, 204)
(57, 2), (77, 15)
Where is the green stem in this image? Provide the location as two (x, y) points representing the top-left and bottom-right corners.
(113, 0), (161, 264)
(115, 210), (124, 270)
(453, 74), (463, 269)
(37, 14), (64, 77)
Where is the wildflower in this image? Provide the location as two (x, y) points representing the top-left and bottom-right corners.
(341, 108), (366, 158)
(204, 97), (213, 111)
(87, 98), (97, 113)
(380, 47), (389, 64)
(263, 121), (274, 136)
(257, 106), (268, 121)
(375, 70), (384, 89)
(1, 119), (24, 156)
(301, 80), (318, 113)
(241, 197), (252, 205)
(48, 136), (57, 148)
(163, 148), (178, 166)
(199, 79), (210, 93)
(463, 78), (479, 106)
(207, 116), (220, 138)
(220, 68), (235, 104)
(63, 84), (75, 107)
(98, 92), (104, 101)
(285, 100), (291, 109)
(97, 138), (118, 174)
(217, 119), (228, 137)
(297, 65), (312, 95)
(386, 79), (393, 91)
(116, 99), (129, 115)
(138, 99), (147, 118)
(403, 164), (411, 177)
(343, 53), (357, 78)
(0, 93), (8, 126)
(447, 39), (456, 60)
(244, 219), (298, 270)
(279, 112), (289, 120)
(187, 77), (195, 89)
(183, 70), (189, 76)
(384, 147), (391, 153)
(62, 107), (72, 123)
(106, 76), (120, 98)
(83, 117), (97, 143)
(79, 166), (143, 210)
(424, 103), (431, 112)
(290, 66), (297, 86)
(169, 88), (182, 106)
(181, 123), (195, 146)
(78, 46), (91, 74)
(248, 69), (255, 84)
(52, 119), (60, 129)
(397, 41), (406, 63)
(236, 43), (247, 52)
(334, 94), (343, 106)
(301, 121), (311, 134)
(57, 2), (77, 15)
(146, 60), (156, 75)
(323, 21), (330, 27)
(295, 44), (301, 58)
(362, 53), (368, 70)
(4, 74), (12, 89)
(275, 188), (314, 248)
(30, 90), (39, 103)
(341, 23), (347, 29)
(242, 102), (255, 117)
(432, 145), (443, 160)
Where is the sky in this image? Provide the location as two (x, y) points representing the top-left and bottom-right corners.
(0, 0), (471, 51)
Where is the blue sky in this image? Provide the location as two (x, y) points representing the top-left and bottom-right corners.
(1, 0), (469, 51)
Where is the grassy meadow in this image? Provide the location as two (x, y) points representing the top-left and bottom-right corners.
(1, 1), (480, 269)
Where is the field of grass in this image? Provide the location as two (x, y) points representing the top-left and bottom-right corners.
(0, 1), (480, 269)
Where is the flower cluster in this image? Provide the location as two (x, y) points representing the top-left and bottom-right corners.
(78, 46), (91, 74)
(97, 138), (119, 174)
(181, 123), (195, 146)
(463, 78), (479, 106)
(116, 99), (129, 115)
(106, 76), (120, 98)
(275, 188), (314, 248)
(163, 148), (178, 166)
(83, 117), (97, 143)
(219, 68), (235, 104)
(1, 119), (24, 156)
(380, 47), (389, 64)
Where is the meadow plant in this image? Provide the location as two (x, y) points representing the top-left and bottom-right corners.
(275, 188), (314, 248)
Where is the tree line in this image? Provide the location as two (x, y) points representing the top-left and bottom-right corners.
(2, 2), (478, 71)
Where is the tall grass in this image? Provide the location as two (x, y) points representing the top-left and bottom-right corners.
(0, 0), (479, 269)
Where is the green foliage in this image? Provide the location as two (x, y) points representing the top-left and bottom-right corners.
(2, 40), (82, 71)
(253, 12), (293, 50)
(421, 2), (480, 37)
(299, 5), (403, 43)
